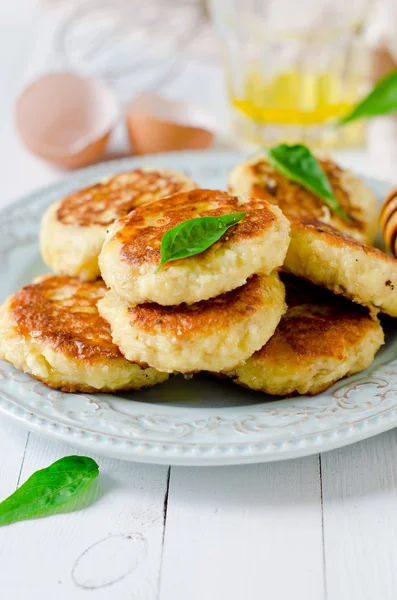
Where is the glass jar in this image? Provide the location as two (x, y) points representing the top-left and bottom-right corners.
(208, 0), (372, 149)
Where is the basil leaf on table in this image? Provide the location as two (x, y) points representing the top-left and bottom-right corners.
(264, 143), (350, 221)
(339, 69), (397, 125)
(0, 455), (99, 527)
(155, 212), (246, 272)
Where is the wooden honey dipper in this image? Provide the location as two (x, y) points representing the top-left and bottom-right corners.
(380, 186), (397, 256)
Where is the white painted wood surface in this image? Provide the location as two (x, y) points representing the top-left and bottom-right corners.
(160, 460), (324, 600)
(0, 432), (169, 598)
(1, 2), (397, 599)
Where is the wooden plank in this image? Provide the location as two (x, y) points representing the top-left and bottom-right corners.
(322, 431), (397, 600)
(0, 433), (169, 599)
(0, 417), (30, 498)
(159, 458), (325, 600)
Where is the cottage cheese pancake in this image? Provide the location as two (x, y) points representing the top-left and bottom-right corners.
(40, 168), (197, 281)
(285, 220), (397, 317)
(228, 154), (394, 314)
(99, 188), (290, 306)
(228, 154), (378, 244)
(226, 272), (384, 396)
(0, 275), (168, 392)
(97, 272), (286, 373)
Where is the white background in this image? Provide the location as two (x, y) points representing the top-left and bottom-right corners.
(1, 1), (397, 598)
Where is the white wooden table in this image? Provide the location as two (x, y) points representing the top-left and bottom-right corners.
(2, 2), (397, 599)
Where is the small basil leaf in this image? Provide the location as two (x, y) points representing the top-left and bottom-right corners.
(0, 455), (99, 527)
(155, 212), (246, 272)
(264, 143), (350, 221)
(339, 70), (397, 125)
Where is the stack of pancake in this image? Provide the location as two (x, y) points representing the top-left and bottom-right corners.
(97, 188), (290, 374)
(0, 156), (393, 396)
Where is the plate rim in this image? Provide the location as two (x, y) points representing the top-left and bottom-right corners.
(2, 382), (397, 466)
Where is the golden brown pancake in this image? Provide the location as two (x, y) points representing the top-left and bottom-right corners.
(99, 188), (290, 305)
(284, 219), (397, 316)
(225, 272), (384, 396)
(97, 272), (287, 373)
(115, 189), (276, 265)
(0, 275), (168, 392)
(9, 276), (118, 362)
(57, 169), (194, 226)
(228, 154), (378, 244)
(40, 168), (197, 281)
(228, 154), (394, 314)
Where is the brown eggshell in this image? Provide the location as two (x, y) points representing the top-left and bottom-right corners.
(15, 72), (119, 169)
(126, 93), (215, 155)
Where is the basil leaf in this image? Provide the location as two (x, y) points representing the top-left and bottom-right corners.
(265, 143), (350, 221)
(339, 70), (397, 125)
(155, 212), (246, 272)
(0, 455), (99, 527)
